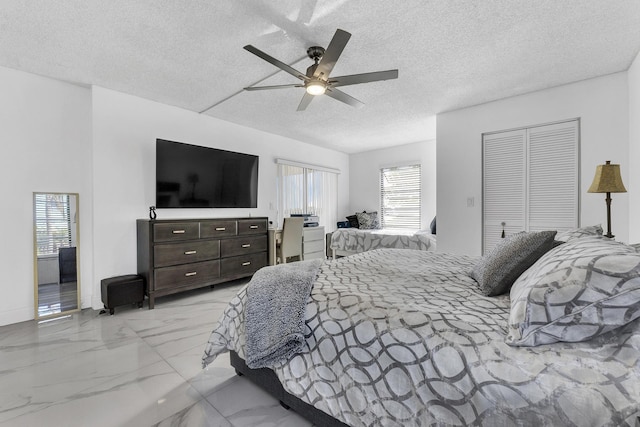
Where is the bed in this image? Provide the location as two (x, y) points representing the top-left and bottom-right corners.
(202, 234), (640, 426)
(329, 228), (436, 258)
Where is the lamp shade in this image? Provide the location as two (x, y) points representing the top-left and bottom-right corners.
(587, 161), (627, 193)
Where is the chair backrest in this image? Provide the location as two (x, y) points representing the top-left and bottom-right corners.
(281, 217), (304, 259)
(58, 246), (77, 283)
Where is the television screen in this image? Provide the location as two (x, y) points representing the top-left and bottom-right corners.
(156, 139), (259, 208)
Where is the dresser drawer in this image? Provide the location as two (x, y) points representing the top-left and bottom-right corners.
(154, 240), (220, 268)
(154, 222), (199, 242)
(303, 227), (325, 242)
(220, 252), (267, 277)
(154, 260), (220, 290)
(303, 251), (325, 261)
(238, 219), (268, 235)
(200, 220), (237, 238)
(303, 239), (325, 254)
(220, 235), (267, 258)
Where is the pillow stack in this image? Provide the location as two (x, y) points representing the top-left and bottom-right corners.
(344, 211), (380, 229)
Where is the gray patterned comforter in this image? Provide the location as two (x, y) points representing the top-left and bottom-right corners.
(330, 228), (436, 254)
(202, 249), (640, 426)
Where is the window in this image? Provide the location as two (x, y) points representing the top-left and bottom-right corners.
(380, 164), (422, 229)
(276, 160), (339, 232)
(35, 193), (72, 256)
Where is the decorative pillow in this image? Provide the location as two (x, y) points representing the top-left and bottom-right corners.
(430, 216), (436, 235)
(506, 236), (640, 347)
(555, 224), (603, 242)
(470, 230), (557, 297)
(346, 215), (359, 229)
(356, 211), (380, 230)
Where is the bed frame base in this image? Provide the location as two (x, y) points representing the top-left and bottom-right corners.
(229, 351), (348, 427)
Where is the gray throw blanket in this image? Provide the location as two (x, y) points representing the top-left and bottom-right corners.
(245, 259), (323, 369)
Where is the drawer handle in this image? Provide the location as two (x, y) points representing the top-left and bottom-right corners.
(185, 272), (197, 277)
(184, 250), (197, 255)
(241, 244), (251, 248)
(172, 230), (186, 234)
(242, 262), (251, 266)
(215, 227), (226, 231)
(250, 225), (259, 229)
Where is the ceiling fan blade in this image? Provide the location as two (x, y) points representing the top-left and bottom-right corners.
(244, 84), (303, 91)
(314, 29), (351, 78)
(324, 88), (364, 108)
(243, 45), (309, 81)
(330, 69), (398, 87)
(297, 92), (314, 111)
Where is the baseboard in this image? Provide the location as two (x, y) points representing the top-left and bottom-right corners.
(0, 305), (34, 327)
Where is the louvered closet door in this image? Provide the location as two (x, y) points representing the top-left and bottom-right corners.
(482, 120), (579, 254)
(528, 121), (579, 232)
(483, 129), (526, 254)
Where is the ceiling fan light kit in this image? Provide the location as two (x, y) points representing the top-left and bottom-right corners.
(305, 81), (326, 95)
(243, 29), (398, 111)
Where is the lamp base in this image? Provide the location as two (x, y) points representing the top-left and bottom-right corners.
(605, 192), (613, 240)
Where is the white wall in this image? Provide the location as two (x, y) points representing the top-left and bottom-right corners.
(0, 67), (349, 325)
(349, 140), (436, 229)
(629, 52), (640, 243)
(437, 72), (630, 255)
(0, 66), (93, 326)
(91, 87), (350, 309)
(2, 62), (634, 324)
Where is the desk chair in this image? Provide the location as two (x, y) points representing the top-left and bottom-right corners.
(276, 217), (304, 264)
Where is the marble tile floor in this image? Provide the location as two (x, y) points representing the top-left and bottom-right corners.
(0, 280), (312, 427)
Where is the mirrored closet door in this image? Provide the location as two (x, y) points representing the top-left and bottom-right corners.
(33, 192), (81, 320)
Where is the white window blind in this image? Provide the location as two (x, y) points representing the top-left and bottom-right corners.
(380, 164), (421, 229)
(35, 193), (72, 256)
(482, 120), (579, 253)
(276, 162), (338, 232)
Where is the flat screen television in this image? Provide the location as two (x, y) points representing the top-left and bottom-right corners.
(156, 139), (259, 208)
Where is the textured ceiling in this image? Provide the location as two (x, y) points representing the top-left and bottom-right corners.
(1, 1), (640, 153)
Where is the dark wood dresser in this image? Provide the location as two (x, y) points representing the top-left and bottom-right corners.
(137, 217), (268, 308)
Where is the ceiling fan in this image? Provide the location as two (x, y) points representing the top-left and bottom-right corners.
(243, 29), (399, 111)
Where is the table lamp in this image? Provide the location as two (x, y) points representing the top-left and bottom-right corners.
(587, 160), (626, 239)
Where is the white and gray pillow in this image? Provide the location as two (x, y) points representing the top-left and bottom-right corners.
(470, 230), (557, 297)
(356, 211), (380, 230)
(506, 236), (640, 347)
(555, 224), (603, 242)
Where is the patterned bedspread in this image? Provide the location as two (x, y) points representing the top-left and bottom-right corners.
(203, 249), (640, 426)
(330, 228), (436, 254)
